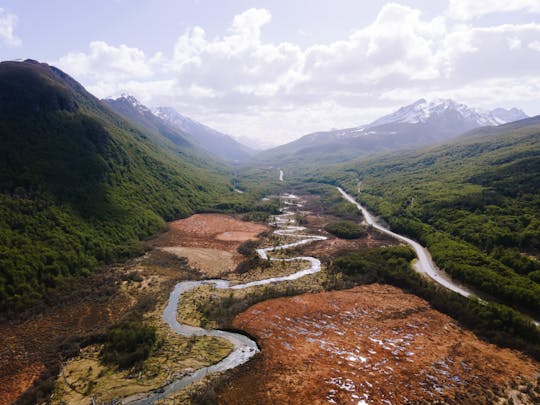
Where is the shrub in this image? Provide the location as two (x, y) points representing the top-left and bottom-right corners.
(237, 240), (259, 257)
(234, 255), (270, 274)
(101, 315), (157, 369)
(325, 220), (366, 239)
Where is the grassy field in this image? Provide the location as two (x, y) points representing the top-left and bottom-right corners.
(52, 333), (232, 404)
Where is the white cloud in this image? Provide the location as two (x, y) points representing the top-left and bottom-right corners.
(443, 24), (540, 83)
(448, 0), (540, 20)
(381, 76), (540, 107)
(54, 4), (540, 147)
(170, 8), (302, 100)
(302, 4), (446, 94)
(58, 41), (155, 81)
(529, 40), (540, 52)
(507, 37), (522, 49)
(0, 8), (21, 47)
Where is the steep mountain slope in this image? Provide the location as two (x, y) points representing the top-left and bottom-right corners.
(154, 106), (254, 162)
(0, 60), (236, 311)
(259, 99), (527, 165)
(323, 116), (540, 317)
(104, 95), (193, 149)
(103, 95), (223, 170)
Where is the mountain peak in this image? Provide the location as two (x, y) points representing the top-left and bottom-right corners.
(118, 93), (139, 104)
(260, 97), (530, 165)
(154, 106), (254, 161)
(490, 107), (528, 123)
(368, 98), (527, 129)
(105, 93), (152, 115)
(103, 98), (253, 161)
(153, 106), (194, 129)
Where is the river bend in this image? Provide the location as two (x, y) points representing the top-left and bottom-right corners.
(127, 194), (326, 404)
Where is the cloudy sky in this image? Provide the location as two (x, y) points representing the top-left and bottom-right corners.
(1, 0), (540, 148)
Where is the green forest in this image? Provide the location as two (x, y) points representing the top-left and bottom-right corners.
(0, 61), (245, 311)
(324, 220), (366, 239)
(320, 119), (540, 318)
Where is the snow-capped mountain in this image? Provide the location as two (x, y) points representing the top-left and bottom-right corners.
(258, 99), (528, 164)
(104, 94), (191, 148)
(104, 95), (253, 162)
(153, 107), (224, 139)
(365, 99), (526, 129)
(104, 94), (158, 123)
(154, 107), (253, 162)
(117, 93), (151, 114)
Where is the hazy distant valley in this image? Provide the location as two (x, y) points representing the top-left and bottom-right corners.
(1, 57), (539, 405)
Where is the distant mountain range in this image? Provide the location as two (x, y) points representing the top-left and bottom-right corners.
(154, 106), (254, 162)
(365, 98), (526, 128)
(258, 99), (528, 164)
(104, 95), (253, 163)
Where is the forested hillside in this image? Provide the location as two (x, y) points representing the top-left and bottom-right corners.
(0, 60), (238, 311)
(313, 117), (540, 317)
(103, 96), (226, 171)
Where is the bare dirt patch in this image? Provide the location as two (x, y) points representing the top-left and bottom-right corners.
(152, 214), (267, 253)
(151, 214), (268, 275)
(216, 231), (260, 241)
(219, 284), (539, 404)
(160, 247), (235, 277)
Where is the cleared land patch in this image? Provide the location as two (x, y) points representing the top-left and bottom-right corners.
(160, 247), (235, 277)
(153, 214), (267, 253)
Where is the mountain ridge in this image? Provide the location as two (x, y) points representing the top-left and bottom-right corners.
(0, 60), (237, 310)
(104, 94), (253, 162)
(102, 94), (225, 171)
(154, 105), (254, 162)
(257, 99), (528, 165)
(365, 98), (526, 128)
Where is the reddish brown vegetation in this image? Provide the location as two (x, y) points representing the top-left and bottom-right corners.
(0, 269), (133, 405)
(219, 285), (539, 404)
(0, 213), (266, 404)
(302, 232), (397, 258)
(152, 213), (267, 253)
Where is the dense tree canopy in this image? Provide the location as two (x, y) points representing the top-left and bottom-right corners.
(330, 119), (540, 317)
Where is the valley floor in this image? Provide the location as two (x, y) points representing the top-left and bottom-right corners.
(0, 214), (265, 404)
(2, 193), (539, 404)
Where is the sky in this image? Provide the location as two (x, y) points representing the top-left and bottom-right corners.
(1, 0), (540, 148)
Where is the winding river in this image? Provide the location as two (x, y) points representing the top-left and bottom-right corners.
(127, 194), (327, 404)
(128, 184), (536, 403)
